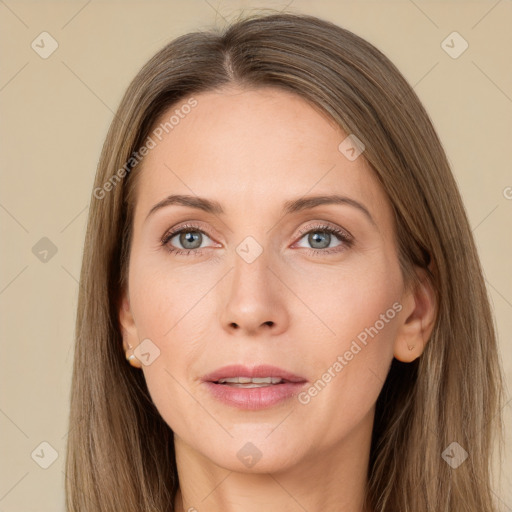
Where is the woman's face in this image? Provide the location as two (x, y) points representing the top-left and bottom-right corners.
(120, 86), (411, 473)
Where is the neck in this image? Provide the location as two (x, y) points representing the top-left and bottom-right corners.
(172, 410), (374, 512)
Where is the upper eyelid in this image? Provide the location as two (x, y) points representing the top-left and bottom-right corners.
(297, 222), (352, 239)
(163, 221), (352, 244)
(162, 222), (212, 240)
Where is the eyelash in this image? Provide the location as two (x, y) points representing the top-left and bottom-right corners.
(160, 222), (354, 257)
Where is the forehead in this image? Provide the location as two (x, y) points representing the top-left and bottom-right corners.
(133, 87), (391, 225)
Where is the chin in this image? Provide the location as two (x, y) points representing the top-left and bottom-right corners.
(193, 436), (306, 474)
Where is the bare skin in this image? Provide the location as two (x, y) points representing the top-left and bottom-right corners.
(119, 86), (436, 512)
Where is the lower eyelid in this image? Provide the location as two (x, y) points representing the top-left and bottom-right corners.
(162, 224), (352, 253)
(162, 223), (210, 241)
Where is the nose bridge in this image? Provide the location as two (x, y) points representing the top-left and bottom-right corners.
(233, 243), (270, 296)
(230, 227), (273, 287)
(220, 234), (288, 335)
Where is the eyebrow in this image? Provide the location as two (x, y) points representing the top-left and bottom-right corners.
(145, 193), (376, 227)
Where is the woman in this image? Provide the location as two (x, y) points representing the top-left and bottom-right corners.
(65, 12), (504, 512)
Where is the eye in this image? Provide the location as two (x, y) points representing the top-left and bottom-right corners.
(161, 223), (216, 256)
(294, 223), (353, 255)
(161, 222), (353, 257)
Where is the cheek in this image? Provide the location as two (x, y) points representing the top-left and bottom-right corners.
(128, 247), (214, 340)
(128, 269), (207, 370)
(287, 251), (402, 354)
(127, 260), (219, 432)
(128, 236), (403, 443)
(293, 262), (401, 438)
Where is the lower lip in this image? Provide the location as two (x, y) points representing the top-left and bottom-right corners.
(203, 381), (307, 410)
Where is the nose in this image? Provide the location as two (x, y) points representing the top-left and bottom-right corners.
(219, 248), (289, 337)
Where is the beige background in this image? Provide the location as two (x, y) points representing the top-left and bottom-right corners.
(0, 1), (511, 510)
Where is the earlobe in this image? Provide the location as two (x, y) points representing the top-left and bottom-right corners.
(118, 291), (141, 366)
(118, 295), (142, 369)
(394, 268), (437, 363)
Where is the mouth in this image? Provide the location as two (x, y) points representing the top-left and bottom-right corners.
(215, 376), (291, 388)
(201, 364), (307, 410)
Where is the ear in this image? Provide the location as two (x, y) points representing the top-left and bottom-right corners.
(394, 267), (437, 362)
(118, 289), (142, 368)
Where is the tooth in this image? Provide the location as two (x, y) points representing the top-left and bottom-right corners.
(216, 376), (284, 385)
(230, 383), (270, 388)
(218, 377), (239, 384)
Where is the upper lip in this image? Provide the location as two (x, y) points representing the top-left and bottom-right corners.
(202, 364), (307, 383)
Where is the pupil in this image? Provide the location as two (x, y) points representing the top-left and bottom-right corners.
(177, 230), (331, 251)
(309, 231), (330, 249)
(181, 231), (201, 249)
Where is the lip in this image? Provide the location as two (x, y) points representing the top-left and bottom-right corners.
(202, 364), (306, 384)
(202, 364), (308, 410)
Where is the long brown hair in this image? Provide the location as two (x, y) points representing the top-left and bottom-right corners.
(65, 12), (504, 511)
